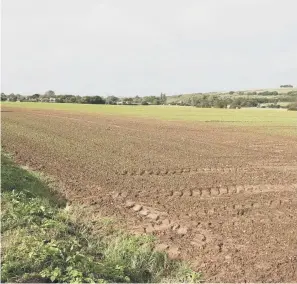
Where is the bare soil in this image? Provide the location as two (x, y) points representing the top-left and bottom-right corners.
(2, 106), (297, 282)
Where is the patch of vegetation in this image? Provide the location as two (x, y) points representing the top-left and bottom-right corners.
(166, 89), (297, 108)
(288, 102), (297, 111)
(2, 87), (297, 108)
(1, 153), (201, 283)
(1, 154), (65, 206)
(1, 91), (167, 105)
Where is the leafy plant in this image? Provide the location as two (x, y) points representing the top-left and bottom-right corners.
(1, 153), (202, 283)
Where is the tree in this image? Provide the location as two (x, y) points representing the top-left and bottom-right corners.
(8, 93), (17, 102)
(141, 96), (161, 105)
(75, 96), (82, 103)
(105, 96), (119, 105)
(214, 99), (227, 108)
(93, 96), (105, 104)
(288, 102), (297, 111)
(69, 96), (77, 103)
(152, 98), (160, 105)
(16, 94), (23, 101)
(160, 93), (167, 104)
(82, 96), (105, 104)
(32, 94), (40, 100)
(133, 95), (142, 104)
(122, 97), (134, 105)
(44, 90), (56, 97)
(1, 93), (7, 101)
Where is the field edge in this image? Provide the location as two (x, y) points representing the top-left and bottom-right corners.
(1, 151), (202, 283)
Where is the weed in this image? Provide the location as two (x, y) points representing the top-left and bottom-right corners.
(1, 154), (202, 283)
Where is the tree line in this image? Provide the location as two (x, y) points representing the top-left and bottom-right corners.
(2, 90), (296, 110)
(170, 91), (297, 109)
(1, 91), (167, 105)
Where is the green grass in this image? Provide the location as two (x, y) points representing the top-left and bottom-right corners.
(1, 153), (201, 283)
(2, 101), (297, 126)
(1, 153), (65, 206)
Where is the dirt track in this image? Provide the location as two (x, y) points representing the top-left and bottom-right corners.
(2, 106), (297, 282)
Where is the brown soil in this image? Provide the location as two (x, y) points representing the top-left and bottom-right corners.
(2, 106), (297, 282)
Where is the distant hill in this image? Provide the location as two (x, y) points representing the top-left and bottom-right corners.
(167, 88), (297, 104)
(236, 88), (296, 94)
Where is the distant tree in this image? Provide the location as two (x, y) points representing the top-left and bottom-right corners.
(214, 99), (227, 108)
(8, 93), (17, 102)
(241, 99), (258, 107)
(142, 96), (161, 105)
(1, 93), (7, 101)
(160, 93), (167, 104)
(75, 96), (82, 103)
(258, 91), (278, 96)
(80, 96), (87, 104)
(229, 97), (243, 109)
(288, 91), (297, 95)
(69, 96), (77, 103)
(280, 84), (293, 88)
(287, 102), (297, 111)
(32, 94), (40, 100)
(190, 96), (199, 106)
(229, 91), (235, 95)
(105, 96), (119, 105)
(55, 94), (77, 103)
(44, 90), (56, 97)
(122, 97), (134, 105)
(133, 95), (142, 104)
(81, 96), (105, 104)
(65, 95), (76, 103)
(229, 103), (241, 109)
(266, 103), (280, 108)
(245, 92), (257, 96)
(155, 99), (161, 105)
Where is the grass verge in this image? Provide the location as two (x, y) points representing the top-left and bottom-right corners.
(1, 153), (201, 283)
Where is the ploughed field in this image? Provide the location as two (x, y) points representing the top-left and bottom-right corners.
(2, 104), (297, 282)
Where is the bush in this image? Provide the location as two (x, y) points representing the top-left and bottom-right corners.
(229, 103), (241, 109)
(1, 191), (129, 283)
(288, 102), (297, 111)
(1, 93), (7, 101)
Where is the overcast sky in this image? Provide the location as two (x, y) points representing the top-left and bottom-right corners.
(1, 0), (297, 97)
